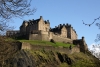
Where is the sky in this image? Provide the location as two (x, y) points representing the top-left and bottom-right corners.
(9, 0), (100, 49)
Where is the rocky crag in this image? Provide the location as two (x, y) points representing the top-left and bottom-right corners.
(0, 37), (100, 67)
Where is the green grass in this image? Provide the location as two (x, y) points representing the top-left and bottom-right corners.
(18, 40), (75, 48)
(68, 52), (99, 67)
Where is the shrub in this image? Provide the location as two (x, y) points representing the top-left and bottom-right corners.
(50, 39), (56, 44)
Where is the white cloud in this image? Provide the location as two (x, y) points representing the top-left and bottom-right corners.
(88, 43), (100, 59)
(88, 43), (100, 53)
(89, 43), (100, 53)
(88, 43), (96, 50)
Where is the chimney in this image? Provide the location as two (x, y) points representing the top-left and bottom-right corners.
(82, 36), (85, 41)
(40, 16), (43, 19)
(66, 23), (68, 26)
(47, 20), (50, 24)
(60, 24), (62, 27)
(63, 24), (65, 26)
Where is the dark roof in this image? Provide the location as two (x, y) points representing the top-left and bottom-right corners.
(27, 18), (50, 26)
(50, 25), (63, 32)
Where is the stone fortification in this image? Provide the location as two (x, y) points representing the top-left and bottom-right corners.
(73, 37), (88, 53)
(21, 42), (80, 54)
(6, 16), (88, 52)
(7, 16), (77, 42)
(6, 16), (77, 43)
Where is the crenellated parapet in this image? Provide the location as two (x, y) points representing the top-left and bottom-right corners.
(6, 16), (88, 53)
(6, 30), (20, 37)
(7, 16), (78, 43)
(50, 23), (77, 39)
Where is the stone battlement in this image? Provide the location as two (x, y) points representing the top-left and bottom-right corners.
(6, 16), (88, 53)
(20, 16), (77, 41)
(7, 16), (77, 41)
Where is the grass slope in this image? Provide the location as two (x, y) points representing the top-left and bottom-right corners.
(0, 37), (100, 67)
(19, 40), (75, 47)
(25, 49), (100, 67)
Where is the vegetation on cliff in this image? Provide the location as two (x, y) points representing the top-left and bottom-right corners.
(19, 40), (75, 47)
(0, 37), (100, 67)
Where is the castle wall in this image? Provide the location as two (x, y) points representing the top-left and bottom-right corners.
(49, 32), (53, 39)
(52, 34), (73, 43)
(38, 18), (45, 31)
(73, 37), (88, 53)
(22, 42), (31, 49)
(40, 30), (48, 34)
(6, 30), (20, 37)
(29, 31), (50, 41)
(26, 23), (38, 34)
(45, 23), (50, 31)
(29, 34), (42, 40)
(66, 27), (71, 39)
(41, 34), (50, 41)
(30, 23), (38, 31)
(70, 27), (77, 40)
(20, 26), (26, 35)
(20, 22), (28, 35)
(21, 42), (80, 54)
(72, 31), (77, 39)
(61, 26), (67, 37)
(39, 31), (50, 41)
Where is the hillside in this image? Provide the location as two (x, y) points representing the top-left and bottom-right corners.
(0, 37), (100, 67)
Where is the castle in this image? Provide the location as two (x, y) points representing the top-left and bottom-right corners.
(6, 16), (77, 43)
(6, 16), (88, 53)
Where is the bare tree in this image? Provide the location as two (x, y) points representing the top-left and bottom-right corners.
(82, 16), (100, 26)
(0, 0), (36, 34)
(82, 16), (100, 42)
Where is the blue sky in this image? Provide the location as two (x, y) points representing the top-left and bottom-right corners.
(10, 0), (100, 48)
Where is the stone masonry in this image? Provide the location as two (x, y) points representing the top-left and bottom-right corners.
(6, 16), (88, 52)
(6, 16), (77, 43)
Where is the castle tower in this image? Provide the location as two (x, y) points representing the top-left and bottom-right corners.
(40, 16), (43, 19)
(38, 16), (50, 32)
(82, 37), (88, 50)
(45, 20), (50, 32)
(20, 21), (28, 35)
(70, 27), (77, 40)
(38, 16), (45, 31)
(80, 37), (88, 53)
(66, 24), (71, 39)
(66, 24), (77, 40)
(61, 26), (67, 37)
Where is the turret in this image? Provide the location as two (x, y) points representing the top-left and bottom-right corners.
(82, 36), (85, 41)
(59, 24), (62, 27)
(40, 16), (43, 19)
(47, 20), (50, 24)
(69, 24), (71, 27)
(81, 36), (88, 53)
(66, 23), (68, 26)
(63, 24), (65, 26)
(22, 20), (28, 27)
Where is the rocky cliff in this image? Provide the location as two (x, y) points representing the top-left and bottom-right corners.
(0, 37), (100, 67)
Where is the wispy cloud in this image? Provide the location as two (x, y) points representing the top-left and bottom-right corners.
(88, 43), (95, 50)
(88, 43), (100, 53)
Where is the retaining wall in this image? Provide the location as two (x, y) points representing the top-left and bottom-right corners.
(21, 42), (80, 54)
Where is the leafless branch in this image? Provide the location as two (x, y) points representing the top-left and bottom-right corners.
(0, 0), (36, 34)
(82, 16), (100, 42)
(82, 16), (100, 26)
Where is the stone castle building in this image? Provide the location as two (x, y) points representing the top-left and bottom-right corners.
(7, 16), (77, 43)
(6, 16), (88, 53)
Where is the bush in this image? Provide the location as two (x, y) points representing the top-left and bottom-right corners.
(50, 39), (56, 44)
